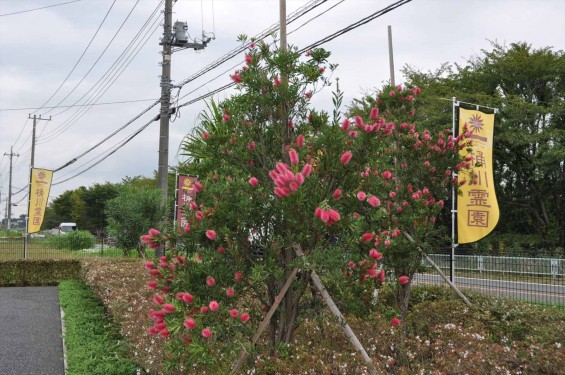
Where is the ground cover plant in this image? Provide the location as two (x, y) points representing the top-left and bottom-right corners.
(81, 257), (565, 374)
(58, 279), (139, 375)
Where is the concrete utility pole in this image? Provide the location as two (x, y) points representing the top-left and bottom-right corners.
(28, 114), (51, 169)
(387, 25), (395, 87)
(4, 147), (19, 230)
(156, 0), (210, 256)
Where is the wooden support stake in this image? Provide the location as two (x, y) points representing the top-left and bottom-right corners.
(403, 232), (472, 307)
(231, 267), (299, 373)
(294, 245), (377, 375)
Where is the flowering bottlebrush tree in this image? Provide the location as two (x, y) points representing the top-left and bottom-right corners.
(141, 39), (473, 371)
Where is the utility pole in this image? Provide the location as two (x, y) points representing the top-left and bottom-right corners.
(28, 114), (51, 169)
(4, 147), (19, 231)
(156, 0), (211, 256)
(387, 25), (395, 87)
(157, 0), (174, 202)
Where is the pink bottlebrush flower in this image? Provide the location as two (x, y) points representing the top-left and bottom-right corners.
(391, 229), (401, 238)
(409, 110), (415, 116)
(389, 191), (396, 199)
(361, 233), (374, 243)
(305, 50), (311, 56)
(378, 270), (385, 283)
(184, 318), (196, 330)
(159, 261), (168, 268)
(288, 181), (299, 192)
(305, 91), (313, 99)
(226, 289), (235, 298)
(353, 212), (360, 220)
(205, 230), (217, 240)
(398, 276), (410, 285)
(249, 41), (256, 48)
(407, 95), (414, 102)
(296, 134), (305, 148)
(217, 247), (225, 253)
(231, 73), (241, 83)
(348, 130), (359, 138)
(190, 201), (198, 210)
(194, 181), (202, 192)
(149, 228), (161, 236)
(200, 306), (209, 314)
(245, 53), (252, 64)
(302, 163), (313, 177)
(357, 191), (367, 201)
(370, 107), (379, 120)
(206, 277), (216, 287)
(328, 209), (340, 223)
(369, 249), (383, 261)
(318, 66), (325, 73)
(240, 313), (250, 323)
(423, 161), (430, 167)
(195, 211), (204, 221)
(389, 90), (396, 97)
(274, 76), (281, 86)
(229, 309), (239, 318)
(148, 269), (160, 277)
(396, 85), (402, 91)
(422, 188), (430, 195)
(276, 162), (289, 174)
(289, 149), (299, 165)
(182, 293), (193, 304)
(314, 207), (322, 217)
(234, 271), (243, 282)
(367, 196), (381, 207)
(153, 295), (165, 305)
(382, 171), (392, 180)
(147, 280), (158, 290)
(320, 210), (330, 223)
(209, 300), (219, 312)
(295, 173), (305, 185)
(163, 303), (175, 313)
(247, 141), (256, 151)
(183, 223), (191, 233)
(249, 177), (259, 187)
(341, 118), (351, 131)
(222, 114), (230, 123)
(340, 151), (353, 165)
(202, 328), (212, 338)
(384, 240), (391, 247)
(391, 317), (401, 327)
(333, 189), (342, 200)
(438, 200), (445, 207)
(202, 132), (209, 139)
(354, 115), (364, 128)
(148, 326), (159, 335)
(348, 261), (356, 269)
(160, 329), (170, 338)
(145, 261), (155, 270)
(288, 120), (294, 129)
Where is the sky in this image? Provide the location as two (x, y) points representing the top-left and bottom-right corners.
(1, 0), (564, 219)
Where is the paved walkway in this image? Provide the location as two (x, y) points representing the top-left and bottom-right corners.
(0, 287), (65, 375)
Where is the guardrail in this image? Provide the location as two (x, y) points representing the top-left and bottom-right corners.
(424, 254), (565, 279)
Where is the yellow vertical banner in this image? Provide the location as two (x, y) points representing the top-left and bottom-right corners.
(27, 168), (53, 234)
(457, 108), (499, 244)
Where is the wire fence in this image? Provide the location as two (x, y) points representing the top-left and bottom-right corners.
(0, 235), (125, 259)
(416, 248), (565, 308)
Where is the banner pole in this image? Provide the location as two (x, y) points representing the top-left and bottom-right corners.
(451, 97), (458, 283)
(173, 172), (179, 228)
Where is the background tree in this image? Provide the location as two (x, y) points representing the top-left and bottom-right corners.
(105, 184), (164, 256)
(401, 42), (564, 253)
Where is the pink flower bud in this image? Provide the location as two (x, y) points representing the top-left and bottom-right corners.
(357, 191), (367, 201)
(206, 277), (216, 286)
(202, 328), (212, 338)
(184, 318), (196, 329)
(240, 313), (250, 323)
(249, 177), (259, 187)
(205, 230), (217, 240)
(333, 188), (342, 200)
(209, 300), (219, 312)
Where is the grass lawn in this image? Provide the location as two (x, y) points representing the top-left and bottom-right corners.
(79, 258), (565, 374)
(0, 237), (125, 259)
(59, 280), (140, 375)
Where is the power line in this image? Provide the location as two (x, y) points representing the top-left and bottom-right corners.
(40, 0), (141, 117)
(0, 0), (83, 17)
(0, 98), (159, 112)
(39, 9), (163, 143)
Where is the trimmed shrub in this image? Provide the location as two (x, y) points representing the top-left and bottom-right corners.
(0, 259), (81, 286)
(47, 230), (96, 251)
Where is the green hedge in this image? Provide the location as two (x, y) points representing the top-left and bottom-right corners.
(0, 259), (81, 286)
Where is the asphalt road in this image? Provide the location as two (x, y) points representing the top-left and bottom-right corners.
(0, 287), (65, 375)
(414, 273), (565, 305)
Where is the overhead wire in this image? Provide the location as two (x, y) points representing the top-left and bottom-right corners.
(50, 0), (411, 185)
(0, 98), (159, 112)
(0, 0), (83, 17)
(39, 6), (163, 143)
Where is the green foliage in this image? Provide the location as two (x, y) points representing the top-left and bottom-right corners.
(58, 280), (139, 375)
(47, 230), (96, 251)
(0, 259), (81, 286)
(106, 185), (164, 256)
(403, 42), (565, 251)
